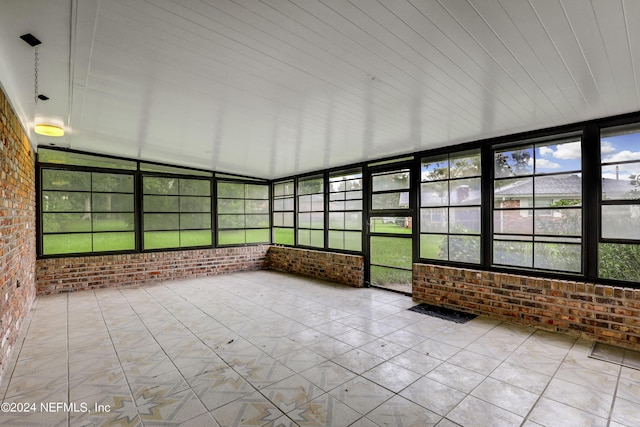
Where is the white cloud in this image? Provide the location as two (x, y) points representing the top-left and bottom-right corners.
(535, 158), (561, 169)
(601, 140), (616, 155)
(552, 141), (581, 160)
(604, 150), (640, 163)
(538, 146), (553, 156)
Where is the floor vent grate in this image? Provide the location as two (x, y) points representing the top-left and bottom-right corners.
(588, 342), (640, 370)
(408, 303), (477, 323)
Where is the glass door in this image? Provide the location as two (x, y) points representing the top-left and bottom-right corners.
(368, 167), (413, 294)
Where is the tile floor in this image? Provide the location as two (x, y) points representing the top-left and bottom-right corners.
(1, 270), (639, 426)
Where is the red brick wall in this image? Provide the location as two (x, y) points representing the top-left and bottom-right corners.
(413, 263), (640, 350)
(267, 246), (364, 287)
(0, 86), (36, 380)
(36, 246), (269, 295)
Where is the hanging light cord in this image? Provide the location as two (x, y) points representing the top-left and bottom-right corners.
(34, 47), (39, 104)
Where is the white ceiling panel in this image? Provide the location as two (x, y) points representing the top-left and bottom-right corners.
(0, 0), (639, 179)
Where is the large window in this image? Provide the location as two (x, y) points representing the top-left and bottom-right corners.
(41, 169), (135, 255)
(217, 182), (270, 245)
(599, 126), (640, 282)
(272, 180), (295, 245)
(420, 150), (481, 263)
(143, 177), (212, 249)
(329, 170), (362, 251)
(493, 137), (582, 272)
(297, 175), (324, 248)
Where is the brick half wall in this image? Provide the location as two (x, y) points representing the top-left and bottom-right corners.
(36, 246), (269, 295)
(413, 263), (640, 350)
(267, 246), (364, 287)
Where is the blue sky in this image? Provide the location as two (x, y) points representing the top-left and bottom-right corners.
(601, 130), (640, 180)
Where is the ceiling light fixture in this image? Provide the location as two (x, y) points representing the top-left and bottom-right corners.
(34, 124), (64, 137)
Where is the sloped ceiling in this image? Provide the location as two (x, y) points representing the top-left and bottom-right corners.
(1, 0), (639, 179)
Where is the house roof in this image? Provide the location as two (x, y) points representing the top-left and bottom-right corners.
(495, 175), (636, 198)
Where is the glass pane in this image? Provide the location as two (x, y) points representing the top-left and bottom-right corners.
(495, 146), (534, 178)
(310, 212), (324, 228)
(493, 210), (533, 234)
(42, 170), (91, 191)
(43, 233), (92, 254)
(217, 182), (244, 198)
(143, 177), (178, 195)
(601, 162), (640, 200)
(93, 193), (134, 212)
(534, 174), (582, 207)
(298, 195), (311, 212)
(218, 214), (245, 229)
(420, 234), (447, 260)
(599, 243), (640, 282)
(180, 213), (211, 229)
(218, 199), (244, 214)
(330, 191), (345, 202)
(344, 212), (362, 230)
(534, 243), (581, 272)
(273, 228), (295, 245)
(298, 212), (310, 228)
(311, 194), (324, 211)
(345, 190), (362, 200)
(43, 213), (91, 233)
(181, 196), (211, 213)
(370, 266), (412, 288)
(449, 235), (480, 264)
(246, 184), (269, 199)
(372, 170), (410, 191)
(93, 213), (134, 231)
(329, 212), (344, 229)
(39, 149), (137, 170)
(450, 207), (480, 233)
(273, 212), (283, 227)
(246, 200), (269, 214)
(273, 199), (284, 211)
(218, 230), (245, 245)
(246, 214), (269, 228)
(42, 192), (88, 212)
(450, 150), (481, 178)
(494, 177), (533, 207)
(346, 178), (363, 191)
(421, 182), (449, 206)
(283, 198), (294, 211)
(602, 205), (640, 240)
(534, 209), (581, 236)
(493, 240), (532, 267)
(144, 195), (179, 212)
(246, 228), (270, 243)
(92, 173), (133, 193)
(180, 179), (211, 196)
(421, 208), (448, 233)
(344, 231), (361, 251)
(450, 178), (481, 205)
(144, 213), (179, 231)
(298, 229), (310, 246)
(329, 230), (344, 250)
(310, 230), (324, 247)
(180, 230), (212, 247)
(274, 181), (294, 196)
(345, 200), (362, 210)
(329, 201), (345, 211)
(601, 126), (640, 163)
(370, 217), (412, 234)
(372, 192), (409, 210)
(421, 155), (449, 181)
(283, 212), (294, 227)
(93, 232), (135, 251)
(534, 140), (581, 174)
(144, 231), (180, 249)
(370, 236), (412, 269)
(298, 177), (323, 195)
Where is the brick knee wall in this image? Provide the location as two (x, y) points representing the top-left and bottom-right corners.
(267, 246), (364, 287)
(36, 246), (269, 295)
(413, 263), (640, 350)
(0, 86), (36, 380)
